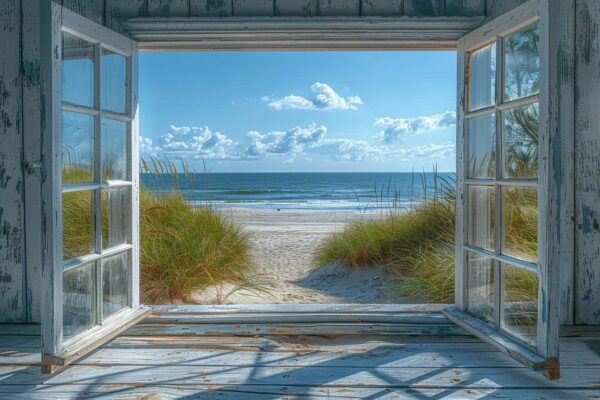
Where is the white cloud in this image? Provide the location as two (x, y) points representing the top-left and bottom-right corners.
(375, 111), (456, 143)
(141, 122), (455, 165)
(264, 82), (363, 111)
(243, 124), (327, 158)
(140, 125), (236, 160)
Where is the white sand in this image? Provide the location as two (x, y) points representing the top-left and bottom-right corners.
(192, 208), (408, 304)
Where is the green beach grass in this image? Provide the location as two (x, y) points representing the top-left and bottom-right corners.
(62, 161), (252, 304)
(314, 173), (538, 303)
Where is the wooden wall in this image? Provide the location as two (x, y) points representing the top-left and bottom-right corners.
(1, 0), (598, 326)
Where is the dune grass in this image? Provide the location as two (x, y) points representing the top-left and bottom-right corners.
(314, 173), (538, 303)
(139, 190), (251, 304)
(62, 160), (252, 304)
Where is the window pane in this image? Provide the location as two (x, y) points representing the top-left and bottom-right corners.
(504, 103), (539, 179)
(504, 24), (540, 101)
(502, 187), (537, 262)
(62, 32), (94, 107)
(102, 251), (130, 319)
(469, 42), (496, 110)
(63, 190), (94, 260)
(101, 118), (128, 182)
(467, 252), (495, 323)
(502, 263), (538, 346)
(102, 187), (131, 250)
(467, 186), (495, 251)
(62, 111), (94, 184)
(63, 263), (96, 340)
(468, 114), (496, 178)
(101, 48), (127, 113)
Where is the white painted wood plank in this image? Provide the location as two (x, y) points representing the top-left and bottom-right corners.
(574, 0), (600, 325)
(233, 0), (273, 16)
(122, 16), (486, 51)
(361, 0), (403, 17)
(190, 0), (233, 16)
(537, 1), (574, 366)
(143, 312), (452, 324)
(486, 0), (528, 19)
(1, 384), (599, 399)
(147, 0), (190, 17)
(318, 0), (360, 16)
(404, 0), (445, 16)
(446, 0), (486, 17)
(150, 303), (449, 314)
(0, 0), (25, 324)
(61, 0), (105, 25)
(275, 0), (318, 16)
(22, 0), (43, 325)
(126, 322), (469, 336)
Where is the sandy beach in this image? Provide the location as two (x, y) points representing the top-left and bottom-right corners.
(192, 208), (408, 304)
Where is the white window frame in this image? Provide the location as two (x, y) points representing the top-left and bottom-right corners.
(40, 2), (149, 374)
(446, 0), (561, 380)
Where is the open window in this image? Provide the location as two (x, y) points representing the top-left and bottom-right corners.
(445, 0), (560, 380)
(40, 3), (150, 373)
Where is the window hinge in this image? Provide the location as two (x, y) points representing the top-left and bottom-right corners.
(22, 160), (43, 174)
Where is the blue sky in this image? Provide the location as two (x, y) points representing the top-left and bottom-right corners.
(139, 51), (457, 172)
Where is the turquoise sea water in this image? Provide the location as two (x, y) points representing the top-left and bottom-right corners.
(141, 172), (455, 211)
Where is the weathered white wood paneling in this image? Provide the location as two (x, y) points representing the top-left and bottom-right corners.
(486, 0), (529, 19)
(190, 0), (233, 17)
(233, 0), (273, 16)
(61, 0), (105, 24)
(405, 0), (445, 17)
(0, 0), (26, 323)
(574, 0), (600, 325)
(538, 0), (575, 327)
(275, 0), (317, 16)
(147, 0), (190, 17)
(22, 0), (43, 324)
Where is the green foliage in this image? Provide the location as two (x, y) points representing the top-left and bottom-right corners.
(139, 191), (251, 304)
(314, 171), (538, 304)
(62, 160), (252, 304)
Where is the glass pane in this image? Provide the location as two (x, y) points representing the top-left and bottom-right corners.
(504, 103), (539, 179)
(502, 263), (538, 346)
(101, 48), (127, 113)
(101, 118), (128, 182)
(467, 252), (495, 323)
(502, 187), (538, 262)
(469, 42), (496, 110)
(467, 186), (495, 251)
(62, 111), (94, 184)
(102, 187), (131, 250)
(102, 251), (130, 319)
(468, 114), (496, 178)
(63, 190), (94, 260)
(62, 32), (94, 107)
(63, 263), (96, 340)
(504, 24), (540, 101)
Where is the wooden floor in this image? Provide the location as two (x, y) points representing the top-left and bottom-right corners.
(2, 305), (600, 399)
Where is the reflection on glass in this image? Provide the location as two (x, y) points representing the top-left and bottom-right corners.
(62, 32), (94, 107)
(101, 119), (128, 181)
(467, 186), (495, 251)
(63, 263), (95, 340)
(62, 111), (94, 184)
(102, 251), (130, 319)
(62, 190), (94, 260)
(101, 48), (127, 113)
(469, 42), (496, 110)
(502, 263), (538, 346)
(468, 114), (496, 178)
(504, 103), (539, 179)
(504, 24), (540, 101)
(467, 252), (495, 323)
(102, 187), (131, 250)
(503, 187), (538, 262)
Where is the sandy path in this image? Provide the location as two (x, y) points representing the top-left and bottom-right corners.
(192, 208), (406, 304)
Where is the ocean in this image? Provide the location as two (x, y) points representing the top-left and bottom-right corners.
(141, 172), (456, 212)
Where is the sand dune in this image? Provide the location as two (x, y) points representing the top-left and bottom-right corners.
(192, 208), (409, 304)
